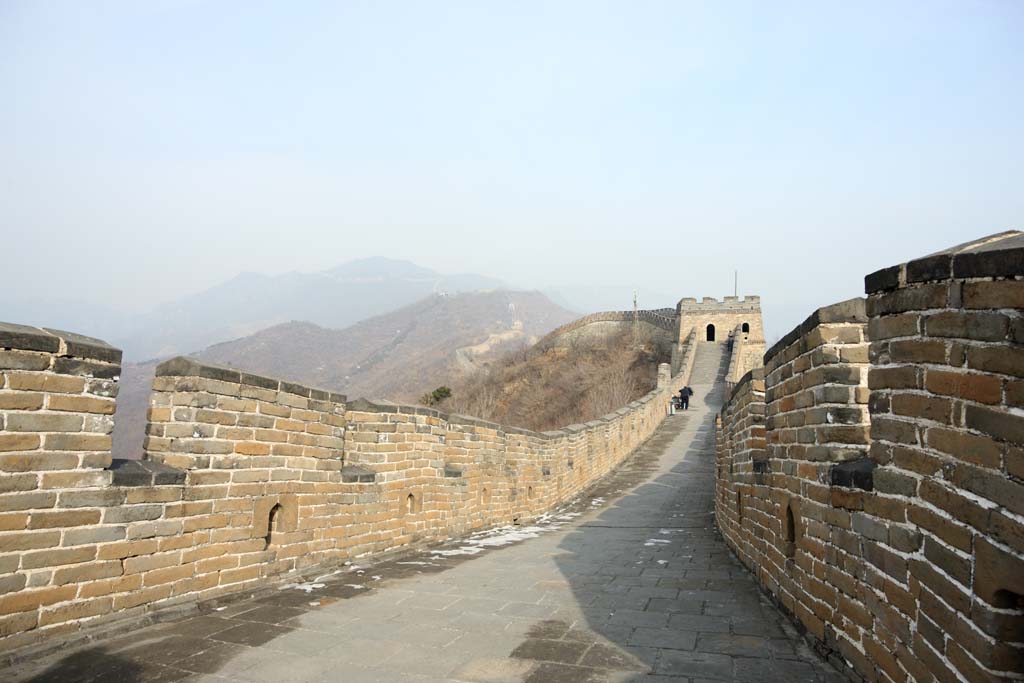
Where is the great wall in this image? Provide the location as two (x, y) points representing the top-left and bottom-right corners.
(0, 231), (1021, 682)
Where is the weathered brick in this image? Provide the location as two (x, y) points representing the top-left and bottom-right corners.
(28, 510), (101, 529)
(967, 346), (1024, 379)
(892, 394), (952, 424)
(0, 585), (76, 614)
(871, 417), (918, 445)
(924, 310), (1009, 341)
(0, 451), (80, 472)
(78, 573), (142, 599)
(0, 530), (60, 551)
(47, 394), (116, 415)
(0, 394), (44, 411)
(21, 546), (97, 569)
(39, 597), (113, 626)
(974, 536), (1024, 607)
(5, 373), (85, 394)
(925, 369), (1002, 405)
(889, 339), (948, 364)
(868, 283), (950, 316)
(52, 560), (123, 585)
(0, 434), (40, 452)
(925, 427), (1002, 469)
(964, 404), (1024, 444)
(44, 432), (112, 452)
(922, 536), (971, 587)
(951, 462), (1024, 517)
(0, 351), (51, 371)
(963, 280), (1024, 310)
(58, 489), (126, 508)
(63, 525), (127, 545)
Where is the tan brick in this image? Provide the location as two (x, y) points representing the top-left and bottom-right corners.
(142, 564), (193, 587)
(891, 394), (952, 424)
(146, 407), (172, 422)
(0, 394), (44, 411)
(0, 585), (76, 614)
(39, 597), (113, 626)
(97, 539), (159, 560)
(925, 427), (1002, 469)
(0, 611), (39, 638)
(0, 434), (40, 452)
(21, 546), (97, 569)
(78, 573), (142, 599)
(925, 369), (1002, 405)
(6, 373), (85, 394)
(171, 572), (219, 596)
(47, 394), (116, 415)
(52, 560), (123, 585)
(0, 452), (80, 472)
(0, 512), (28, 531)
(967, 346), (1024, 379)
(123, 552), (181, 574)
(112, 584), (172, 610)
(890, 339), (948, 364)
(963, 280), (1024, 310)
(43, 433), (112, 452)
(219, 565), (259, 585)
(28, 510), (101, 529)
(0, 530), (60, 552)
(234, 441), (271, 456)
(40, 470), (111, 489)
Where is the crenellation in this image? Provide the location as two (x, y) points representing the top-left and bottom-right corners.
(6, 230), (1022, 681)
(716, 231), (1024, 683)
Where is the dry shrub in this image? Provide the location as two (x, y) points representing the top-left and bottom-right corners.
(441, 329), (668, 432)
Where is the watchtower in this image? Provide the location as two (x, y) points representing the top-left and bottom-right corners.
(675, 296), (763, 344)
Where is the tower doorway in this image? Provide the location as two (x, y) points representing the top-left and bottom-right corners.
(706, 324), (716, 342)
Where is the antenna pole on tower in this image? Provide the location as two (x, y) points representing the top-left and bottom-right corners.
(734, 270), (738, 298)
(633, 290), (640, 350)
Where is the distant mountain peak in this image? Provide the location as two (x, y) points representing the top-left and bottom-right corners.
(323, 257), (437, 281)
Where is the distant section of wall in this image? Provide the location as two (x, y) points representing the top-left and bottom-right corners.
(716, 232), (1024, 683)
(535, 309), (677, 355)
(0, 317), (698, 658)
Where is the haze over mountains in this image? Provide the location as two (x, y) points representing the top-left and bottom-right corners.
(112, 289), (575, 458)
(2, 257), (506, 361)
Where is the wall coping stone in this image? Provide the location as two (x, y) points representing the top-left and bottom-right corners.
(726, 367), (765, 405)
(0, 321), (122, 364)
(763, 297), (866, 363)
(155, 356), (345, 403)
(865, 229), (1024, 293)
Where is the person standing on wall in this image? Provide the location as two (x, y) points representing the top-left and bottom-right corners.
(681, 386), (694, 410)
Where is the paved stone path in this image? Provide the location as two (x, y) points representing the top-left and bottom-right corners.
(6, 343), (844, 683)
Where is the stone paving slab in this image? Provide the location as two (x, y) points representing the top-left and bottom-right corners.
(1, 343), (846, 683)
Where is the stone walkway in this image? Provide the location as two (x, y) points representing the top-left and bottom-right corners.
(5, 344), (844, 683)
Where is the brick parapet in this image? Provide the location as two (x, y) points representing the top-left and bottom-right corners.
(716, 231), (1024, 683)
(725, 325), (767, 391)
(535, 308), (678, 346)
(0, 321), (697, 657)
(865, 231), (1024, 682)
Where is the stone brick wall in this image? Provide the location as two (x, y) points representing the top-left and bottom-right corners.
(534, 309), (677, 355)
(725, 324), (767, 390)
(0, 321), (699, 657)
(715, 232), (1024, 683)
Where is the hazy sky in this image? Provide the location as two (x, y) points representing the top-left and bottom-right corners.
(2, 1), (1022, 342)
